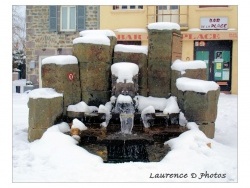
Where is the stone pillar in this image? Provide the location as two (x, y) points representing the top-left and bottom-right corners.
(28, 88), (63, 142)
(73, 34), (112, 106)
(147, 22), (181, 97)
(176, 77), (220, 138)
(113, 44), (148, 96)
(41, 55), (81, 114)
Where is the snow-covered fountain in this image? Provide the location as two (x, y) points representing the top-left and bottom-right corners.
(28, 23), (220, 163)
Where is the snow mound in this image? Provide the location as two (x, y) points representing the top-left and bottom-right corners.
(73, 34), (110, 46)
(42, 55), (78, 65)
(57, 122), (71, 133)
(176, 77), (219, 93)
(28, 88), (63, 99)
(111, 62), (139, 83)
(148, 22), (180, 30)
(114, 44), (148, 55)
(71, 118), (87, 131)
(171, 59), (207, 74)
(67, 101), (98, 113)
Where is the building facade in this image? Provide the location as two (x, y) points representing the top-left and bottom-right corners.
(25, 5), (100, 87)
(99, 5), (238, 94)
(25, 5), (238, 94)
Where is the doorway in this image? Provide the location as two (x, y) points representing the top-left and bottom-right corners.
(194, 40), (232, 91)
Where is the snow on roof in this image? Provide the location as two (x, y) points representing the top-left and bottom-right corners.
(42, 55), (78, 65)
(111, 62), (139, 83)
(117, 94), (133, 104)
(114, 44), (148, 55)
(71, 118), (87, 131)
(114, 28), (147, 33)
(73, 34), (110, 46)
(28, 88), (63, 99)
(67, 101), (98, 113)
(147, 22), (180, 31)
(176, 77), (219, 93)
(79, 29), (116, 37)
(171, 59), (207, 74)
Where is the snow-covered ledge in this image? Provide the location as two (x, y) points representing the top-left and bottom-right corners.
(28, 88), (63, 99)
(171, 59), (207, 75)
(73, 34), (110, 46)
(42, 55), (78, 65)
(114, 44), (148, 55)
(176, 77), (219, 93)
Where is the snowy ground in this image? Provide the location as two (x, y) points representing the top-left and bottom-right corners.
(11, 89), (239, 184)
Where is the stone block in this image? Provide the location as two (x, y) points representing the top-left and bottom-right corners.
(79, 62), (111, 91)
(28, 127), (47, 142)
(81, 90), (111, 106)
(179, 88), (220, 122)
(197, 122), (215, 139)
(147, 61), (171, 97)
(28, 96), (63, 142)
(42, 63), (81, 109)
(73, 43), (111, 63)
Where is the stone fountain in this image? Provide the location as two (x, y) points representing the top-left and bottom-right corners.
(27, 23), (220, 163)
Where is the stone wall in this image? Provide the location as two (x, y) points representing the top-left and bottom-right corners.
(26, 5), (100, 86)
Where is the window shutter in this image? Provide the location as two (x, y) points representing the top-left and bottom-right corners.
(49, 6), (57, 32)
(77, 6), (86, 31)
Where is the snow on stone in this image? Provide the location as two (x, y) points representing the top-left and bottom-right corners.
(73, 34), (110, 46)
(115, 28), (147, 33)
(114, 44), (148, 55)
(134, 95), (168, 112)
(176, 77), (219, 93)
(71, 118), (87, 131)
(67, 101), (98, 113)
(28, 88), (63, 99)
(179, 112), (188, 126)
(163, 96), (180, 115)
(141, 106), (155, 128)
(117, 94), (133, 104)
(98, 104), (111, 128)
(147, 22), (180, 30)
(111, 62), (139, 83)
(171, 59), (207, 74)
(57, 122), (71, 133)
(42, 55), (78, 65)
(79, 29), (116, 37)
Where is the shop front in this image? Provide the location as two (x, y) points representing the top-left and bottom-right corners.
(182, 30), (238, 93)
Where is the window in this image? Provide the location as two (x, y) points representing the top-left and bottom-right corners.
(49, 6), (86, 32)
(170, 5), (178, 10)
(61, 6), (76, 31)
(113, 5), (143, 10)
